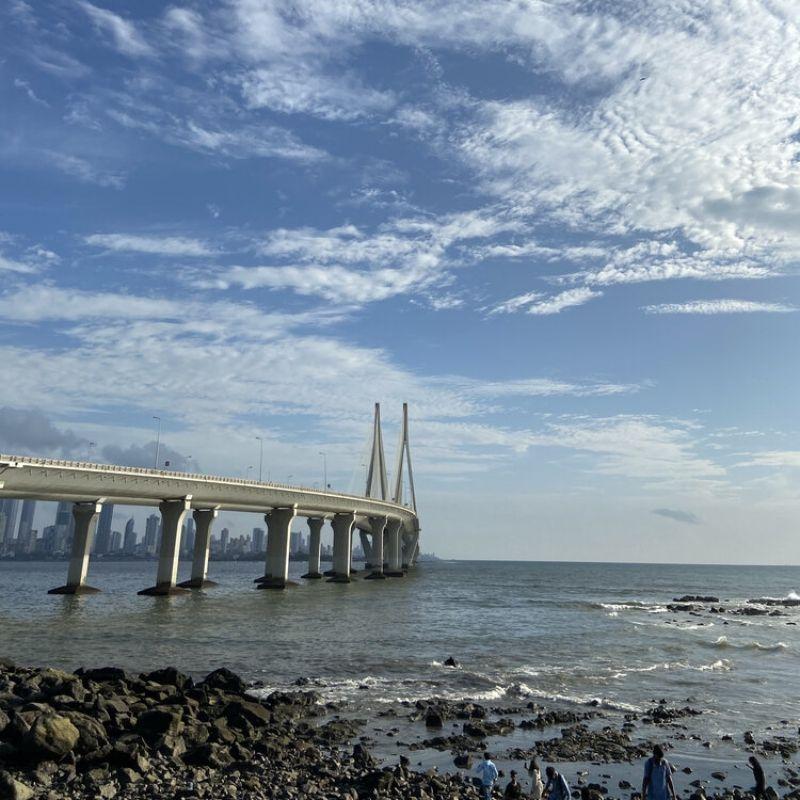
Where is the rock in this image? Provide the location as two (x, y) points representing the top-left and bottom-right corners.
(78, 667), (128, 683)
(353, 743), (376, 768)
(117, 767), (141, 785)
(744, 732), (756, 745)
(454, 754), (473, 769)
(0, 771), (34, 800)
(24, 714), (80, 760)
(224, 700), (271, 728)
(0, 710), (10, 735)
(675, 596), (719, 603)
(712, 772), (727, 781)
(444, 657), (459, 668)
(184, 743), (234, 769)
(63, 711), (108, 754)
(135, 708), (184, 738)
(425, 711), (444, 729)
(200, 668), (245, 694)
(142, 667), (192, 691)
(97, 782), (117, 799)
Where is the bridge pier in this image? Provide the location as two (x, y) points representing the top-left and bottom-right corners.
(139, 498), (191, 596)
(257, 507), (297, 589)
(177, 508), (218, 589)
(48, 502), (103, 595)
(365, 516), (387, 579)
(402, 530), (420, 570)
(328, 511), (356, 583)
(359, 530), (373, 569)
(384, 518), (404, 577)
(302, 517), (324, 579)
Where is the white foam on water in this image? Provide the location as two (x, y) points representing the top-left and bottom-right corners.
(707, 636), (788, 652)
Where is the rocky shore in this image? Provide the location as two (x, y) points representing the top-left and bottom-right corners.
(1, 660), (800, 800)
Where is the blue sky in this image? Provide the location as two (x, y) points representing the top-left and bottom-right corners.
(2, 0), (800, 562)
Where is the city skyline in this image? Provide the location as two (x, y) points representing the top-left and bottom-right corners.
(2, 2), (800, 562)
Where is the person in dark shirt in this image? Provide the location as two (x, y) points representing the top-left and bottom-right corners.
(749, 756), (766, 798)
(505, 770), (523, 799)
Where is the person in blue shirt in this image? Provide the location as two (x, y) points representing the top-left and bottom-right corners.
(642, 745), (677, 800)
(475, 752), (499, 800)
(544, 766), (571, 800)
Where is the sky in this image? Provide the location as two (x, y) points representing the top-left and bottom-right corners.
(1, 0), (800, 563)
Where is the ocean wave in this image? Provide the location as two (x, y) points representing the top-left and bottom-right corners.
(598, 602), (668, 613)
(708, 636), (788, 652)
(693, 659), (733, 671)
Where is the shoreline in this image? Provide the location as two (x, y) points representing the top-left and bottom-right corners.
(1, 660), (798, 800)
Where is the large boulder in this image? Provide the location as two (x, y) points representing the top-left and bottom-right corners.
(77, 667), (128, 683)
(200, 668), (245, 694)
(23, 714), (80, 760)
(63, 711), (109, 754)
(0, 771), (34, 800)
(142, 667), (192, 691)
(224, 701), (270, 729)
(135, 708), (184, 739)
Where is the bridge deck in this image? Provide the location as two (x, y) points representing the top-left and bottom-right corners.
(0, 454), (418, 528)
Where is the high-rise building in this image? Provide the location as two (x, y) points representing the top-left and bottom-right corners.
(16, 526), (37, 554)
(144, 514), (159, 555)
(53, 501), (74, 555)
(252, 527), (265, 553)
(183, 517), (195, 555)
(220, 527), (229, 554)
(94, 504), (114, 554)
(41, 525), (57, 555)
(290, 530), (302, 555)
(123, 519), (137, 555)
(0, 499), (20, 545)
(17, 500), (36, 542)
(110, 530), (122, 553)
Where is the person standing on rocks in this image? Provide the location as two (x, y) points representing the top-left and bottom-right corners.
(528, 756), (544, 800)
(543, 766), (571, 800)
(642, 745), (677, 800)
(475, 752), (500, 800)
(505, 769), (523, 799)
(748, 756), (766, 799)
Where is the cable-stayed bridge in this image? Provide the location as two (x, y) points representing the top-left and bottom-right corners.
(0, 404), (420, 595)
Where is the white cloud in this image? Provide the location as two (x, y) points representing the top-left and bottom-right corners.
(491, 287), (602, 316)
(240, 63), (395, 121)
(14, 78), (49, 107)
(85, 233), (214, 257)
(643, 299), (796, 315)
(737, 451), (800, 468)
(223, 210), (522, 304)
(78, 1), (154, 57)
(44, 150), (125, 188)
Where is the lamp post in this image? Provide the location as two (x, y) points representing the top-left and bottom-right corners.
(152, 416), (162, 469)
(88, 441), (96, 461)
(319, 451), (327, 489)
(186, 455), (193, 473)
(246, 465), (254, 479)
(256, 436), (263, 482)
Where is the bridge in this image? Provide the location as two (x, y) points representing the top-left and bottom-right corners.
(0, 404), (420, 595)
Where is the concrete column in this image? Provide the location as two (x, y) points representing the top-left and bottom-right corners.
(359, 530), (373, 569)
(258, 507), (297, 589)
(177, 508), (218, 589)
(384, 518), (404, 577)
(328, 511), (356, 583)
(402, 529), (420, 569)
(48, 502), (102, 595)
(139, 498), (190, 596)
(365, 515), (387, 580)
(302, 517), (324, 579)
